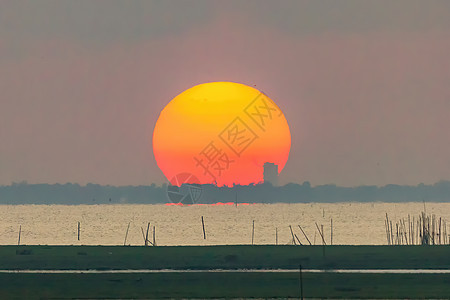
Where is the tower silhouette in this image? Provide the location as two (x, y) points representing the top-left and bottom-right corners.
(263, 162), (278, 186)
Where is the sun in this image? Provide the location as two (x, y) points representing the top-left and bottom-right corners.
(153, 82), (291, 186)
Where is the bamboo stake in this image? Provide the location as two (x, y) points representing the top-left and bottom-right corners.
(331, 219), (333, 245)
(321, 225), (325, 245)
(408, 215), (411, 244)
(18, 225), (21, 246)
(77, 222), (80, 241)
(298, 225), (312, 245)
(315, 222), (326, 245)
(202, 216), (206, 240)
(384, 219), (388, 245)
(444, 221), (446, 244)
(123, 222), (130, 246)
(385, 219), (391, 245)
(396, 223), (399, 245)
(446, 221), (448, 245)
(276, 227), (278, 245)
(289, 225), (296, 245)
(315, 223), (326, 257)
(385, 214), (391, 245)
(145, 222), (150, 246)
(418, 218), (421, 245)
(252, 220), (255, 245)
(443, 221), (445, 244)
(153, 226), (156, 246)
(390, 221), (394, 245)
(416, 218), (419, 245)
(403, 219), (408, 245)
(140, 227), (153, 246)
(400, 221), (404, 244)
(432, 215), (435, 245)
(445, 221), (448, 245)
(294, 234), (302, 245)
(141, 227), (146, 244)
(384, 219), (387, 245)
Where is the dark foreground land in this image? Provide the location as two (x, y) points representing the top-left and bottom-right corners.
(4, 244), (450, 270)
(3, 272), (450, 299)
(1, 245), (450, 299)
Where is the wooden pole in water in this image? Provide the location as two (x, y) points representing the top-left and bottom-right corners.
(444, 221), (446, 244)
(153, 226), (156, 246)
(315, 223), (326, 257)
(403, 219), (408, 245)
(141, 227), (146, 244)
(408, 218), (411, 245)
(299, 264), (304, 300)
(294, 234), (302, 245)
(276, 227), (278, 245)
(252, 220), (255, 245)
(443, 221), (445, 244)
(145, 222), (150, 246)
(389, 221), (394, 245)
(385, 213), (389, 245)
(396, 223), (399, 245)
(315, 223), (326, 245)
(431, 215), (434, 245)
(123, 222), (130, 246)
(202, 216), (206, 240)
(18, 225), (21, 246)
(385, 219), (390, 245)
(77, 222), (80, 241)
(298, 225), (312, 245)
(289, 225), (296, 245)
(331, 219), (333, 245)
(445, 221), (448, 245)
(321, 225), (325, 245)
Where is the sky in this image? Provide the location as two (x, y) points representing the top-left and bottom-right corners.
(1, 0), (450, 187)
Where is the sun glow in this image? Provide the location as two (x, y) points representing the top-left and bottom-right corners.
(153, 82), (291, 186)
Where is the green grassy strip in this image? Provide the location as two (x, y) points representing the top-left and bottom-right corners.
(1, 272), (450, 299)
(2, 245), (450, 270)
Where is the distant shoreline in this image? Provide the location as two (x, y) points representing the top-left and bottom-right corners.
(1, 181), (450, 204)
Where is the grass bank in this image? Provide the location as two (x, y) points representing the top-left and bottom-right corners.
(2, 244), (450, 270)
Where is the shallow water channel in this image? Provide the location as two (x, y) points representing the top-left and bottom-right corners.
(1, 269), (450, 274)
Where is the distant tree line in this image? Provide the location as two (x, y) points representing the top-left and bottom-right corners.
(1, 181), (450, 205)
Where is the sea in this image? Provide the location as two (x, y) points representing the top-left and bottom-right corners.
(0, 202), (449, 246)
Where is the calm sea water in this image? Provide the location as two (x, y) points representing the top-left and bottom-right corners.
(0, 203), (449, 246)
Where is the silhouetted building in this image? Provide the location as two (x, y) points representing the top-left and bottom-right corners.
(263, 162), (278, 186)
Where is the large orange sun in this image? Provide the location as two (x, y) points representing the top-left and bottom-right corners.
(153, 82), (291, 186)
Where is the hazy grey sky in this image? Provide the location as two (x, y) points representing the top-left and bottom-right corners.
(1, 0), (450, 186)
